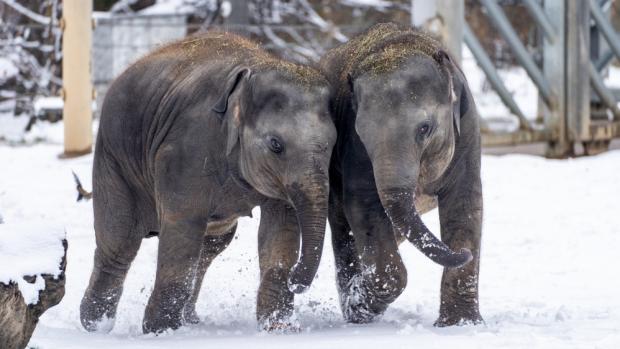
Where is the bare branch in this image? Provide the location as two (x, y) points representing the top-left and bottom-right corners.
(0, 0), (51, 25)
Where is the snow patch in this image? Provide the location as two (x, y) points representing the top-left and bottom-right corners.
(0, 222), (65, 304)
(341, 0), (393, 10)
(138, 0), (200, 15)
(33, 96), (63, 115)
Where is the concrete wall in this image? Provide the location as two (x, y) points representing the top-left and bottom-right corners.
(92, 13), (187, 117)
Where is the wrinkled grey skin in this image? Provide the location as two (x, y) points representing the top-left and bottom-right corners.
(0, 240), (67, 349)
(320, 24), (483, 326)
(79, 32), (336, 334)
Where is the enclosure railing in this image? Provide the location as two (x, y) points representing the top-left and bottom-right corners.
(462, 0), (620, 156)
(7, 0), (620, 157)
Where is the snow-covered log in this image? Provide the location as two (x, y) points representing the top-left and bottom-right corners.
(0, 224), (67, 349)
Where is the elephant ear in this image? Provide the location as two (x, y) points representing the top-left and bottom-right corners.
(346, 72), (358, 114)
(212, 67), (252, 155)
(432, 49), (463, 137)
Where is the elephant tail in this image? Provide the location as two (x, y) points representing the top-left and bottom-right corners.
(72, 171), (93, 202)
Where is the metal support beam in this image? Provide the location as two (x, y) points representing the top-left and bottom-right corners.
(481, 129), (550, 147)
(62, 0), (93, 156)
(595, 48), (615, 71)
(590, 0), (620, 61)
(565, 1), (591, 143)
(411, 0), (463, 65)
(543, 0), (569, 157)
(464, 23), (531, 130)
(589, 62), (620, 120)
(226, 0), (249, 34)
(479, 0), (553, 107)
(522, 0), (556, 43)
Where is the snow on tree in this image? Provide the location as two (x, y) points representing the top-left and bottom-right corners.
(0, 0), (62, 123)
(136, 0), (411, 64)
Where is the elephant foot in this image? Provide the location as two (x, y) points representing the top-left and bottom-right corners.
(81, 314), (115, 333)
(260, 320), (301, 333)
(143, 304), (184, 334)
(340, 276), (389, 324)
(257, 310), (299, 333)
(343, 302), (379, 324)
(80, 293), (119, 333)
(342, 293), (387, 324)
(142, 315), (183, 334)
(143, 283), (193, 334)
(183, 307), (201, 325)
(434, 307), (484, 327)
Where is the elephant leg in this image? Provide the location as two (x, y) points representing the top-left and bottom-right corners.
(328, 187), (359, 315)
(142, 213), (206, 334)
(341, 189), (407, 324)
(182, 224), (236, 324)
(80, 177), (143, 333)
(435, 162), (484, 327)
(256, 200), (299, 331)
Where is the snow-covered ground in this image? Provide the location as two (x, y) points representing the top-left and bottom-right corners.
(0, 143), (618, 348)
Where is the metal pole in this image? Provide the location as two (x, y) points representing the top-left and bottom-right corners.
(522, 0), (557, 43)
(595, 49), (615, 71)
(589, 62), (620, 119)
(589, 0), (620, 62)
(479, 0), (553, 107)
(543, 0), (569, 157)
(227, 0), (249, 34)
(463, 23), (531, 130)
(565, 1), (591, 143)
(62, 0), (93, 156)
(411, 0), (463, 65)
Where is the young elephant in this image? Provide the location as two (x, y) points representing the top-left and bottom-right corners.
(79, 32), (336, 334)
(319, 23), (483, 326)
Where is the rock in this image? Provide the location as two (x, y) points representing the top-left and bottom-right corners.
(0, 239), (67, 349)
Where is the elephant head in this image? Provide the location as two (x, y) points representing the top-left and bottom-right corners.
(213, 66), (336, 293)
(350, 50), (472, 268)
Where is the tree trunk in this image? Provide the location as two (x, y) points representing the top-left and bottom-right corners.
(0, 239), (67, 349)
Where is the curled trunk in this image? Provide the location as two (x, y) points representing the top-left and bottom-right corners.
(379, 187), (472, 268)
(373, 158), (472, 268)
(286, 173), (329, 294)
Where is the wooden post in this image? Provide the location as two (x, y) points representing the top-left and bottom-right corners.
(62, 0), (93, 157)
(411, 0), (464, 65)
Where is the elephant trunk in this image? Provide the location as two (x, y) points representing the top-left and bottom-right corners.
(374, 158), (472, 268)
(287, 169), (329, 294)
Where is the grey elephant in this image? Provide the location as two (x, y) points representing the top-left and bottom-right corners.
(79, 32), (336, 334)
(319, 23), (483, 326)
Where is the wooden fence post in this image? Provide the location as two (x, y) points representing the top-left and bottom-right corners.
(62, 0), (93, 157)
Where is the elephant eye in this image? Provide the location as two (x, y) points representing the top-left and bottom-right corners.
(268, 136), (284, 154)
(416, 122), (432, 142)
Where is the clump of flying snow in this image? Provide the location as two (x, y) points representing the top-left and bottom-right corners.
(0, 222), (65, 304)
